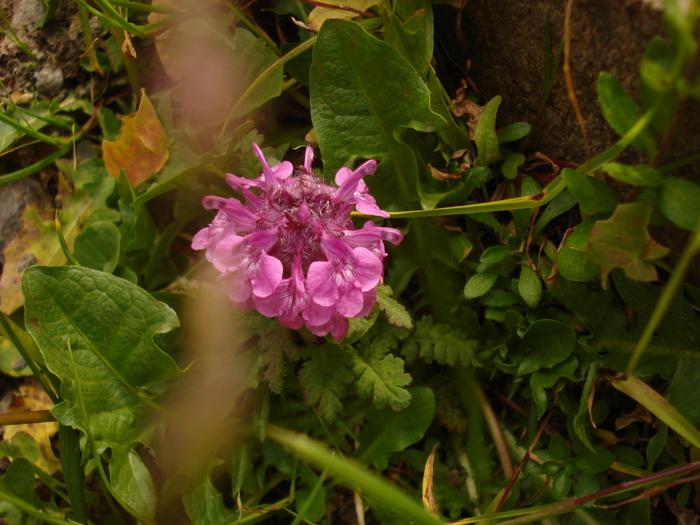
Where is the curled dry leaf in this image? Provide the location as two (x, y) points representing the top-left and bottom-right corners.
(615, 403), (655, 430)
(102, 90), (170, 187)
(451, 79), (484, 139)
(306, 0), (380, 32)
(428, 163), (462, 181)
(422, 443), (439, 516)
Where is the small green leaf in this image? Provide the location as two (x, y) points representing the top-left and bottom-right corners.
(110, 447), (157, 520)
(552, 470), (572, 499)
(497, 122), (531, 144)
(501, 153), (525, 180)
(518, 266), (542, 308)
(480, 246), (512, 265)
(73, 221), (121, 273)
(574, 445), (615, 474)
(562, 168), (617, 213)
(464, 267), (500, 299)
(474, 96), (502, 167)
(517, 320), (577, 375)
(659, 176), (700, 231)
(355, 387), (435, 470)
(602, 163), (662, 187)
(597, 72), (657, 156)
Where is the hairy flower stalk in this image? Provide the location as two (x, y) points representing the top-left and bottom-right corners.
(193, 144), (403, 340)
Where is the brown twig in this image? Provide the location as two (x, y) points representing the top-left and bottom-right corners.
(563, 0), (592, 168)
(0, 410), (56, 426)
(495, 409), (554, 513)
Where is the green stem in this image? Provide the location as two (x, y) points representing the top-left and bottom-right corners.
(77, 1), (102, 74)
(0, 313), (59, 403)
(625, 219), (700, 376)
(0, 112), (96, 185)
(0, 489), (76, 525)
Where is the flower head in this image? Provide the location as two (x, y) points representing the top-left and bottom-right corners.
(193, 144), (403, 340)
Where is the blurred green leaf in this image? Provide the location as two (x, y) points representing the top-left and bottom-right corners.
(602, 163), (662, 187)
(659, 176), (700, 230)
(597, 72), (657, 156)
(355, 387), (435, 470)
(562, 168), (617, 213)
(73, 222), (121, 273)
(268, 425), (443, 525)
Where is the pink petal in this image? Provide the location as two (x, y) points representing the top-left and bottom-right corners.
(210, 234), (243, 273)
(356, 289), (377, 318)
(303, 300), (335, 326)
(225, 272), (251, 303)
(335, 286), (364, 317)
(355, 197), (390, 218)
(303, 146), (314, 172)
(307, 261), (340, 306)
(352, 248), (383, 291)
(330, 317), (349, 341)
(249, 252), (283, 298)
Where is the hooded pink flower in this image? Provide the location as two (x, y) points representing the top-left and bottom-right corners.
(192, 144), (403, 340)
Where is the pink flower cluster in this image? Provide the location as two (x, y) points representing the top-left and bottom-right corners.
(192, 144), (403, 340)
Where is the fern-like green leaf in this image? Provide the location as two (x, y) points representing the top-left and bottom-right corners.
(402, 316), (476, 366)
(376, 285), (413, 330)
(249, 315), (299, 393)
(352, 336), (412, 411)
(299, 345), (354, 421)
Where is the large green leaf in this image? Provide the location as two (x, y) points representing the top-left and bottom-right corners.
(23, 266), (181, 447)
(355, 387), (435, 470)
(310, 19), (445, 208)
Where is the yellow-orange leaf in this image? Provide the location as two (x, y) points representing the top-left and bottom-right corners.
(3, 379), (60, 473)
(103, 91), (169, 187)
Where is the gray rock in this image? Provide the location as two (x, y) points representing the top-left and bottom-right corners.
(34, 65), (64, 96)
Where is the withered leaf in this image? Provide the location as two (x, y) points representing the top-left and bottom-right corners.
(103, 91), (169, 187)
